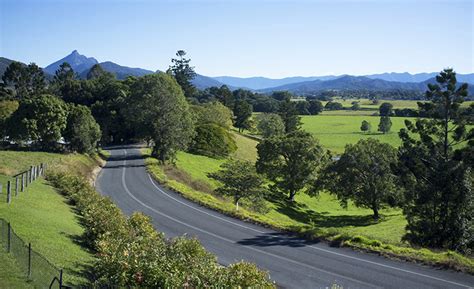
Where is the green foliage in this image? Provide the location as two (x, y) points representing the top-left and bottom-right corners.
(256, 130), (326, 201)
(360, 120), (371, 133)
(256, 113), (285, 138)
(63, 104), (101, 153)
(127, 73), (195, 162)
(379, 102), (394, 116)
(192, 101), (233, 128)
(351, 102), (361, 110)
(378, 115), (392, 134)
(271, 91), (293, 101)
(168, 50), (197, 98)
(308, 100), (324, 115)
(398, 69), (473, 252)
(2, 62), (46, 99)
(317, 138), (400, 219)
(0, 100), (19, 140)
(48, 171), (273, 288)
(325, 101), (344, 110)
(233, 99), (253, 132)
(189, 123), (237, 158)
(7, 94), (68, 150)
(278, 98), (301, 133)
(209, 160), (267, 211)
(295, 100), (310, 115)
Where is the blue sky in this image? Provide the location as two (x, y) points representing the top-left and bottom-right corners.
(1, 0), (473, 78)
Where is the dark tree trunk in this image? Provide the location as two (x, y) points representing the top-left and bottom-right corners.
(288, 190), (296, 202)
(372, 206), (379, 220)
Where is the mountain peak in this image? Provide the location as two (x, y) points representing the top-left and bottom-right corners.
(44, 50), (98, 75)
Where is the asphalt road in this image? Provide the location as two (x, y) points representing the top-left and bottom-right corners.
(96, 145), (474, 289)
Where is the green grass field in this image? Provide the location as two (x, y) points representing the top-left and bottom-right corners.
(319, 98), (473, 111)
(301, 115), (416, 154)
(0, 151), (99, 286)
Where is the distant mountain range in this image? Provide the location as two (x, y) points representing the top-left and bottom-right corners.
(1, 50), (473, 95)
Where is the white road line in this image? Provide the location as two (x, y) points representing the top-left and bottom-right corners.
(141, 150), (473, 289)
(119, 149), (378, 289)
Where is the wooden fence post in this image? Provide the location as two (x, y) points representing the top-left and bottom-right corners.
(28, 243), (32, 279)
(15, 177), (18, 196)
(21, 173), (24, 192)
(6, 181), (11, 204)
(7, 222), (11, 253)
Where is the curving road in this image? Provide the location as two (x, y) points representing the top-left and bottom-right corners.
(96, 145), (474, 289)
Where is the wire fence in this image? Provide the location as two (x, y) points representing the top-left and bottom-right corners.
(0, 163), (47, 204)
(0, 218), (65, 289)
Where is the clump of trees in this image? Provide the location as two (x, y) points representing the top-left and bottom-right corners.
(126, 73), (195, 162)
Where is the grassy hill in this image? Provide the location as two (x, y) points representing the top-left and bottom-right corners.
(0, 151), (103, 286)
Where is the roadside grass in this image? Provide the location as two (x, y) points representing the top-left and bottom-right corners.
(301, 115), (416, 154)
(143, 130), (474, 273)
(0, 150), (101, 286)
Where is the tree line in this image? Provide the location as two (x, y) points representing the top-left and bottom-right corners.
(0, 53), (472, 254)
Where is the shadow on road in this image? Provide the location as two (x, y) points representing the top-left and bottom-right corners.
(237, 232), (320, 248)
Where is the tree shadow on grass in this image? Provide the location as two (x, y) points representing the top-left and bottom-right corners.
(271, 197), (381, 229)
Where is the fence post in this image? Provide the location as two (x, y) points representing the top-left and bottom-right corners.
(29, 166), (32, 183)
(59, 269), (63, 288)
(6, 181), (11, 204)
(7, 222), (11, 253)
(15, 177), (18, 196)
(28, 243), (32, 279)
(21, 173), (24, 192)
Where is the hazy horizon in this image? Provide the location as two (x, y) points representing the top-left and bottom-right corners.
(1, 0), (473, 78)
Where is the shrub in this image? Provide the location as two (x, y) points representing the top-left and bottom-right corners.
(189, 123), (237, 158)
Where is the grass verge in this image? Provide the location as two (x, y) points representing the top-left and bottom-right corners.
(143, 148), (474, 274)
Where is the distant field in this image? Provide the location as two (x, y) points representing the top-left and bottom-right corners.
(320, 98), (473, 111)
(301, 115), (415, 154)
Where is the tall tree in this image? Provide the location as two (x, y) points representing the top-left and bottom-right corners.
(7, 94), (67, 150)
(378, 116), (392, 134)
(316, 138), (400, 219)
(233, 100), (252, 132)
(360, 120), (371, 133)
(256, 131), (326, 201)
(308, 100), (324, 115)
(127, 73), (195, 162)
(379, 102), (394, 116)
(208, 160), (266, 211)
(278, 98), (301, 133)
(398, 69), (473, 252)
(2, 62), (46, 99)
(256, 113), (285, 138)
(63, 104), (101, 153)
(168, 50), (197, 98)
